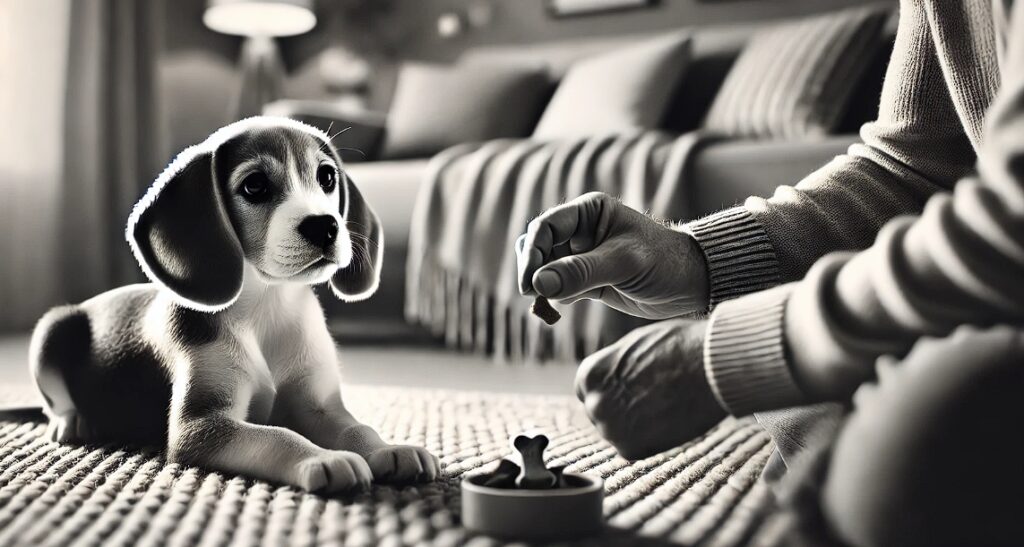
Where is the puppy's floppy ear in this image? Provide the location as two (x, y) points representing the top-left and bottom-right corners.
(127, 147), (244, 311)
(330, 172), (383, 301)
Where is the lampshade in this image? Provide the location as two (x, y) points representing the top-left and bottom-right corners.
(204, 0), (316, 37)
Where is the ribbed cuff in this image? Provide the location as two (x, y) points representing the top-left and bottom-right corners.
(704, 285), (805, 416)
(684, 207), (781, 306)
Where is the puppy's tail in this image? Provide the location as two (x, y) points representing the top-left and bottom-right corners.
(29, 305), (92, 418)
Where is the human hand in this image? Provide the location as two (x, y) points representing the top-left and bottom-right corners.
(575, 319), (726, 460)
(516, 192), (709, 320)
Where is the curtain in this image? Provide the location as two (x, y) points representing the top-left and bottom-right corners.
(0, 0), (164, 332)
(0, 0), (71, 331)
(60, 0), (166, 304)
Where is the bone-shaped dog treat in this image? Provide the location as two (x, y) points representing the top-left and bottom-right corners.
(530, 296), (561, 325)
(513, 434), (558, 489)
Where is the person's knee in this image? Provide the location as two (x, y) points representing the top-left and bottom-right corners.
(822, 325), (1024, 546)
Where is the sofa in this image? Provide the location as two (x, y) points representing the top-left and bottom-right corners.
(265, 8), (897, 352)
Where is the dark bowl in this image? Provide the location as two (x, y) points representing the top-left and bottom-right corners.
(461, 473), (604, 541)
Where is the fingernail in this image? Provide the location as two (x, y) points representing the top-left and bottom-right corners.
(534, 270), (562, 297)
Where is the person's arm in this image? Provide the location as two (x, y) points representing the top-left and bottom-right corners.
(515, 1), (978, 319)
(686, 0), (980, 307)
(703, 1), (1024, 415)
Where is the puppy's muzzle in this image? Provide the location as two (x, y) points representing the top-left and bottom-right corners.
(298, 215), (339, 250)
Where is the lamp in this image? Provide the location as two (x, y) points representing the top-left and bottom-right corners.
(204, 0), (316, 37)
(204, 0), (317, 118)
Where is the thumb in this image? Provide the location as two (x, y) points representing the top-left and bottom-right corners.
(531, 247), (625, 300)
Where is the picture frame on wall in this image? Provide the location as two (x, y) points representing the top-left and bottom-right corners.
(546, 0), (657, 18)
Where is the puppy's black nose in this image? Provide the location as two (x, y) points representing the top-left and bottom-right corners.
(298, 215), (339, 249)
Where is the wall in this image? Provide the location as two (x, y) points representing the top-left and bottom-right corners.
(390, 0), (886, 62)
(160, 0), (892, 155)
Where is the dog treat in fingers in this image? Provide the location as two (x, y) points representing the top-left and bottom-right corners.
(530, 295), (561, 325)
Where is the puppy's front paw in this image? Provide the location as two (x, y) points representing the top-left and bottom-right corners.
(294, 451), (372, 493)
(47, 412), (96, 444)
(366, 445), (441, 483)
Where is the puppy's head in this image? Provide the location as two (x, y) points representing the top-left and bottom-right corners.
(127, 116), (383, 311)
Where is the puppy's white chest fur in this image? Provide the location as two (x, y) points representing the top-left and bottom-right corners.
(227, 271), (331, 424)
(160, 267), (336, 426)
(234, 332), (277, 424)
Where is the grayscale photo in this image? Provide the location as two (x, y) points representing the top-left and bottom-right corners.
(0, 0), (1021, 545)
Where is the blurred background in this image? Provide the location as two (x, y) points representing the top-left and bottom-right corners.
(1, 0), (893, 380)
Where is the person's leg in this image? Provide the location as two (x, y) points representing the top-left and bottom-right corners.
(822, 325), (1024, 547)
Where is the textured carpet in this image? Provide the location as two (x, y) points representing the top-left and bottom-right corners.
(0, 386), (779, 546)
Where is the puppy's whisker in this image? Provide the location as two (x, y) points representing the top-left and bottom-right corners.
(335, 147), (366, 158)
(349, 238), (380, 254)
(328, 126), (351, 142)
(350, 246), (371, 272)
(345, 222), (378, 240)
(319, 126), (352, 152)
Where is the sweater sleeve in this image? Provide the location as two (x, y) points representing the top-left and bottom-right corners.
(686, 0), (979, 307)
(705, 1), (1024, 415)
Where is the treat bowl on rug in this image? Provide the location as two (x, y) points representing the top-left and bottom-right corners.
(461, 472), (604, 541)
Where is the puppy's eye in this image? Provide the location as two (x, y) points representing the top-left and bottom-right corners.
(317, 165), (337, 193)
(240, 172), (272, 203)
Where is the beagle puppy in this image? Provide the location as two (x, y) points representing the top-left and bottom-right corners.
(29, 117), (439, 493)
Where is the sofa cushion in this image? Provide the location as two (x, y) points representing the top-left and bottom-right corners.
(344, 159), (431, 250)
(381, 61), (550, 159)
(532, 32), (692, 139)
(702, 6), (888, 139)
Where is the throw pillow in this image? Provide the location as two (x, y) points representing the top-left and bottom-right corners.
(382, 61), (550, 159)
(703, 6), (888, 139)
(532, 32), (692, 140)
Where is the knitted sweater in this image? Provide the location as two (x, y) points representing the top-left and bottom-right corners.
(687, 0), (1024, 415)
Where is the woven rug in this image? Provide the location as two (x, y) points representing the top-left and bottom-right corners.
(0, 386), (781, 546)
